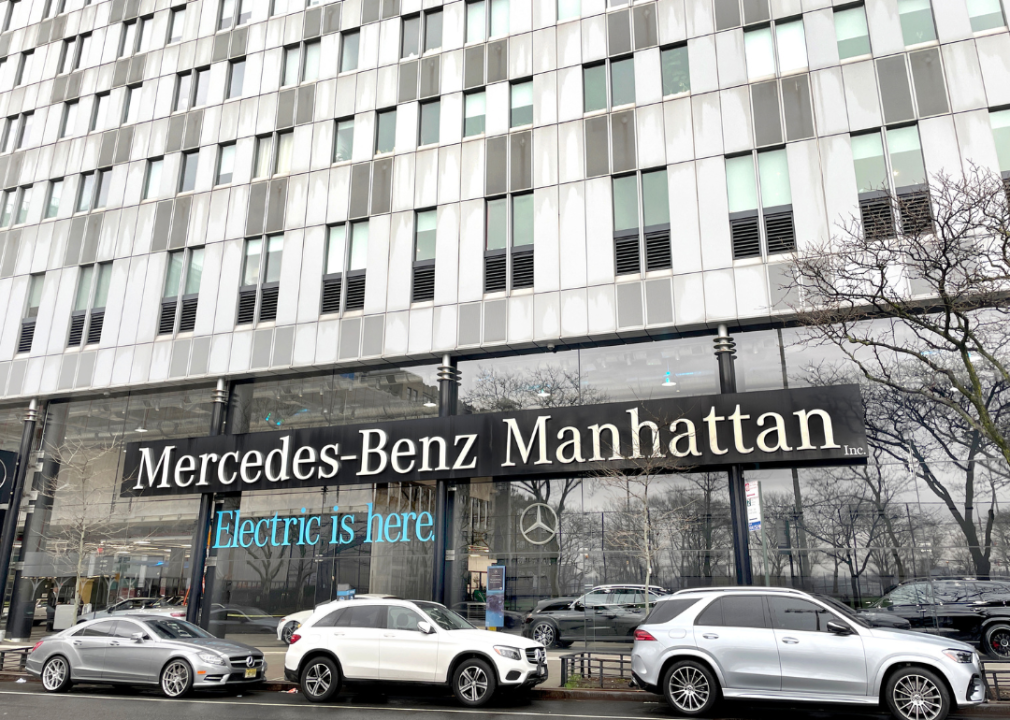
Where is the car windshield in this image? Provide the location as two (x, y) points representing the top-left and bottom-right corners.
(144, 618), (215, 639)
(814, 594), (871, 628)
(415, 602), (474, 631)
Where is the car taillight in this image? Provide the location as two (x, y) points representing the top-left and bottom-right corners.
(30, 641), (43, 654)
(634, 630), (657, 641)
(170, 612), (185, 617)
(290, 634), (301, 644)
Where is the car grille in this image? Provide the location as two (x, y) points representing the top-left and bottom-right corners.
(525, 648), (546, 665)
(229, 656), (264, 668)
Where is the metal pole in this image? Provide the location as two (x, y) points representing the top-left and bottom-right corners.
(0, 399), (39, 640)
(432, 355), (459, 605)
(186, 379), (228, 626)
(758, 481), (770, 587)
(714, 326), (753, 586)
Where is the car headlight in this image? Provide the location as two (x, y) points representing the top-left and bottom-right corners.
(198, 652), (227, 666)
(494, 646), (522, 661)
(942, 649), (975, 664)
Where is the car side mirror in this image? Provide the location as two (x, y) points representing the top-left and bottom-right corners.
(131, 632), (146, 643)
(417, 621), (434, 634)
(573, 602), (584, 611)
(826, 621), (853, 636)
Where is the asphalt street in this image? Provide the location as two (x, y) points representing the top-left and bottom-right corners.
(0, 681), (994, 720)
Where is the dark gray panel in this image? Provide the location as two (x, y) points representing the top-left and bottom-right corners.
(458, 303), (481, 345)
(51, 14), (66, 39)
(616, 282), (643, 327)
(273, 326), (294, 365)
(170, 338), (191, 377)
(7, 360), (25, 395)
(713, 0), (740, 30)
(183, 109), (204, 149)
(324, 4), (341, 33)
(362, 0), (381, 24)
(349, 163), (371, 218)
(398, 60), (418, 102)
(76, 351), (96, 388)
(0, 158), (9, 188)
(464, 45), (485, 89)
(166, 114), (186, 153)
(124, 0), (139, 20)
(483, 300), (506, 342)
(4, 153), (21, 188)
(99, 130), (119, 167)
(633, 4), (658, 49)
(370, 157), (393, 215)
(0, 363), (8, 395)
(128, 55), (146, 84)
(266, 178), (288, 233)
(152, 200), (174, 251)
(742, 0), (770, 25)
(909, 48), (949, 117)
(81, 213), (103, 263)
(487, 40), (508, 83)
(585, 116), (610, 177)
(36, 20), (51, 45)
(382, 0), (400, 18)
(611, 110), (637, 173)
(338, 318), (361, 358)
(58, 354), (78, 390)
(485, 136), (508, 196)
(0, 233), (17, 277)
(297, 85), (315, 125)
(420, 56), (440, 98)
(252, 329), (273, 368)
(51, 75), (66, 103)
(246, 182), (268, 237)
(608, 10), (632, 56)
(276, 88), (296, 128)
(109, 0), (125, 22)
(361, 316), (383, 356)
(751, 80), (783, 147)
(231, 27), (248, 57)
(304, 8), (322, 38)
(64, 221), (84, 265)
(65, 71), (82, 99)
(115, 126), (135, 164)
(190, 336), (210, 375)
(876, 55), (915, 124)
(782, 74), (814, 141)
(768, 262), (798, 310)
(213, 33), (230, 63)
(510, 131), (532, 191)
(113, 58), (130, 87)
(645, 278), (673, 326)
(170, 195), (191, 249)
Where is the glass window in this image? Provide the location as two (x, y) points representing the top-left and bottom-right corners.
(341, 31), (360, 72)
(137, 17), (153, 53)
(415, 209), (437, 261)
(228, 59), (245, 98)
(282, 46), (298, 87)
(887, 125), (927, 189)
(174, 72), (192, 112)
(217, 144), (236, 185)
(15, 51), (31, 85)
(123, 85), (140, 124)
(511, 80), (533, 127)
(242, 238), (263, 286)
(1, 117), (15, 154)
(336, 605), (385, 628)
(424, 9), (443, 52)
(164, 250), (184, 298)
(326, 225), (346, 274)
(835, 6), (870, 59)
(645, 599), (699, 625)
(95, 263), (111, 308)
(120, 21), (137, 56)
(402, 15), (421, 59)
(486, 198), (507, 250)
(315, 608), (346, 627)
(583, 64), (607, 112)
(745, 27), (775, 81)
(276, 131), (294, 174)
(60, 37), (77, 74)
(334, 119), (354, 162)
(464, 92), (486, 137)
(376, 110), (397, 154)
(695, 598), (723, 625)
(14, 187), (30, 224)
(16, 114), (30, 150)
(254, 136), (273, 179)
(419, 101), (440, 146)
(387, 606), (424, 631)
(60, 101), (77, 139)
(93, 170), (109, 209)
(467, 0), (486, 43)
(898, 0), (936, 45)
(78, 34), (91, 68)
(661, 45), (690, 96)
(0, 191), (14, 227)
(45, 179), (62, 219)
(852, 132), (888, 193)
(92, 93), (110, 131)
(185, 248), (204, 295)
(968, 0), (1005, 32)
(349, 221), (369, 271)
(613, 174), (639, 233)
(179, 151), (198, 192)
(76, 173), (95, 212)
(512, 194), (534, 247)
(991, 110), (1010, 173)
(194, 68), (210, 107)
(642, 170), (669, 227)
(303, 41), (320, 82)
(768, 597), (837, 633)
(776, 20), (807, 74)
(218, 0), (235, 30)
(265, 236), (283, 284)
(722, 596), (768, 628)
(169, 7), (186, 43)
(83, 620), (116, 637)
(490, 0), (509, 37)
(610, 57), (636, 107)
(558, 0), (580, 21)
(74, 265), (94, 311)
(272, 0), (287, 14)
(758, 149), (791, 207)
(726, 155), (758, 213)
(143, 159), (162, 200)
(237, 0), (252, 25)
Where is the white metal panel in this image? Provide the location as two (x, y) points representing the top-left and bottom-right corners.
(810, 67), (849, 136)
(942, 41), (987, 113)
(533, 292), (561, 342)
(558, 181), (588, 290)
(818, 134), (859, 250)
(584, 176), (615, 285)
(864, 0), (905, 57)
(276, 229), (303, 326)
(668, 162), (702, 275)
(720, 86), (753, 155)
(953, 109), (1001, 176)
(457, 198), (485, 302)
(384, 212), (412, 313)
(297, 226), (326, 325)
(703, 268), (737, 323)
(534, 124), (559, 187)
(842, 60), (882, 131)
(695, 156), (732, 271)
(414, 147), (439, 209)
(434, 202), (460, 306)
(664, 97), (694, 164)
(786, 140), (830, 251)
(534, 71), (558, 127)
(688, 35), (719, 94)
(715, 30), (747, 89)
(976, 34), (1010, 107)
(533, 186), (560, 293)
(635, 47), (663, 106)
(692, 92), (723, 159)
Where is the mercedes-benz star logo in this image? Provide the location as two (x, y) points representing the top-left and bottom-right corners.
(246, 656), (255, 668)
(519, 503), (558, 546)
(535, 648), (546, 664)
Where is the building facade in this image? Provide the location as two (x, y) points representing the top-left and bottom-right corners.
(2, 0), (1010, 640)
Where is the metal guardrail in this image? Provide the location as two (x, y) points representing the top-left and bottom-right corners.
(985, 669), (1010, 701)
(560, 652), (633, 688)
(0, 647), (29, 673)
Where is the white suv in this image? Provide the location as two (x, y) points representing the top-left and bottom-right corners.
(631, 587), (986, 720)
(284, 598), (548, 707)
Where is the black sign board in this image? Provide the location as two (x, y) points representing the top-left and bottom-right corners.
(0, 450), (15, 506)
(121, 385), (867, 498)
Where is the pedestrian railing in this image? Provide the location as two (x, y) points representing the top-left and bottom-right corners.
(985, 668), (1010, 701)
(0, 647), (29, 672)
(559, 652), (634, 689)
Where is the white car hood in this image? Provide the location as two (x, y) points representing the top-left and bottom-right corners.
(284, 610), (313, 624)
(443, 628), (542, 650)
(868, 626), (975, 653)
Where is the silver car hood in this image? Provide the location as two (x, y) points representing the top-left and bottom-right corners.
(155, 637), (262, 656)
(867, 626), (975, 652)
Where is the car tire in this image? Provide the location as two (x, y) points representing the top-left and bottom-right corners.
(41, 656), (72, 693)
(452, 657), (497, 708)
(281, 621), (299, 645)
(160, 659), (194, 699)
(300, 656), (341, 703)
(984, 624), (1010, 660)
(662, 660), (719, 717)
(530, 621), (559, 649)
(885, 666), (950, 720)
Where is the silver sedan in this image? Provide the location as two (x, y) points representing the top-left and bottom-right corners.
(26, 614), (266, 698)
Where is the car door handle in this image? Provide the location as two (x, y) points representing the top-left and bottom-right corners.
(782, 637), (799, 645)
(383, 633), (395, 638)
(72, 641), (82, 646)
(332, 632), (345, 637)
(702, 633), (719, 640)
(109, 642), (120, 646)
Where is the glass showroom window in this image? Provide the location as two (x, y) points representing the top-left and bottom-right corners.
(159, 247), (204, 335)
(424, 9), (443, 53)
(237, 236), (283, 325)
(967, 0), (1005, 33)
(897, 0), (936, 45)
(17, 273), (43, 353)
(44, 179), (62, 219)
(375, 109), (397, 154)
(745, 19), (807, 81)
(511, 80), (533, 127)
(143, 158), (163, 200)
(835, 5), (870, 60)
(341, 30), (360, 72)
(227, 58), (245, 99)
(216, 144), (236, 185)
(465, 91), (486, 137)
(345, 221), (369, 311)
(334, 118), (354, 162)
(168, 7), (186, 44)
(412, 209), (437, 302)
(558, 0), (580, 22)
(661, 45), (689, 96)
(321, 224), (346, 315)
(726, 150), (795, 259)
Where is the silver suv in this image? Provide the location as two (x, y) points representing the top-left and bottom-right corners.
(631, 587), (985, 720)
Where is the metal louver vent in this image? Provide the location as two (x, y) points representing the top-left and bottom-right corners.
(345, 274), (366, 311)
(615, 236), (641, 275)
(178, 297), (199, 332)
(17, 319), (35, 354)
(511, 251), (534, 289)
(321, 275), (342, 314)
(236, 288), (257, 325)
(859, 195), (894, 240)
(764, 211), (795, 254)
(1003, 176), (1010, 206)
(158, 299), (178, 335)
(730, 215), (761, 259)
(412, 264), (436, 302)
(899, 190), (933, 236)
(86, 310), (104, 345)
(645, 228), (672, 271)
(259, 285), (279, 322)
(67, 313), (86, 347)
(484, 254), (506, 293)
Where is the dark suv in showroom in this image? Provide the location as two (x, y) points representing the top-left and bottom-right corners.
(863, 577), (1010, 658)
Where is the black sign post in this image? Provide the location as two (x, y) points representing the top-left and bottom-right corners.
(0, 400), (38, 641)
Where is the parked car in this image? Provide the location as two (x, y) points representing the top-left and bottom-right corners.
(862, 577), (1010, 658)
(77, 597), (186, 623)
(1, 597), (49, 625)
(522, 584), (671, 648)
(277, 595), (399, 644)
(632, 587), (984, 720)
(208, 604), (277, 635)
(450, 602), (524, 631)
(284, 598), (548, 707)
(27, 615), (266, 698)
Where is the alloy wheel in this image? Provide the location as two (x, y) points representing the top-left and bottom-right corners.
(161, 661), (190, 698)
(458, 665), (489, 703)
(42, 658), (67, 691)
(892, 674), (943, 720)
(532, 622), (555, 647)
(282, 622), (298, 644)
(990, 628), (1010, 658)
(668, 666), (711, 713)
(305, 662), (332, 697)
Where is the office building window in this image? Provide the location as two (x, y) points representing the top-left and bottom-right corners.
(59, 101), (78, 139)
(193, 67), (210, 107)
(660, 45), (690, 96)
(991, 110), (1010, 175)
(143, 158), (163, 200)
(321, 224), (346, 314)
(14, 50), (32, 86)
(412, 209), (437, 302)
(119, 20), (138, 57)
(76, 173), (95, 213)
(402, 15), (421, 59)
(168, 7), (186, 44)
(376, 109), (397, 154)
(558, 0), (580, 21)
(584, 58), (638, 111)
(123, 84), (142, 124)
(424, 9), (443, 53)
(228, 58), (246, 98)
(159, 247), (204, 335)
(276, 131), (294, 174)
(18, 273), (44, 352)
(44, 179), (62, 219)
(237, 236), (283, 325)
(341, 31), (360, 72)
(174, 72), (193, 112)
(303, 41), (321, 82)
(344, 221), (369, 311)
(898, 0), (936, 45)
(745, 19), (807, 81)
(93, 169), (110, 209)
(511, 80), (533, 127)
(726, 149), (795, 259)
(419, 100), (440, 146)
(835, 5), (871, 59)
(334, 118), (354, 162)
(968, 0), (1005, 33)
(467, 0), (509, 42)
(91, 93), (110, 131)
(219, 0), (253, 31)
(254, 131), (294, 177)
(483, 194), (533, 292)
(13, 185), (30, 224)
(2, 113), (29, 152)
(465, 91), (486, 137)
(217, 144), (236, 185)
(60, 34), (89, 74)
(137, 16), (154, 53)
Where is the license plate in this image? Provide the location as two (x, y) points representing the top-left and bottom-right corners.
(244, 668), (257, 679)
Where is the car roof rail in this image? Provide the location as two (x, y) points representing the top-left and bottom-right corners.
(672, 587), (807, 596)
